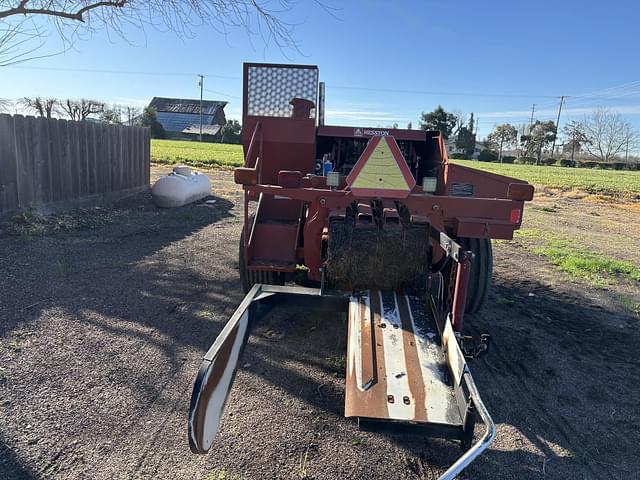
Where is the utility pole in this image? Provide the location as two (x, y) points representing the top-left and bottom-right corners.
(198, 74), (204, 142)
(626, 137), (630, 162)
(550, 95), (564, 157)
(475, 117), (479, 155)
(529, 104), (536, 129)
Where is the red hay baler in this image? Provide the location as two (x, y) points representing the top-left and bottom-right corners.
(188, 63), (534, 478)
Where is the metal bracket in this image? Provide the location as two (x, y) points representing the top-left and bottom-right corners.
(436, 230), (469, 263)
(461, 333), (491, 359)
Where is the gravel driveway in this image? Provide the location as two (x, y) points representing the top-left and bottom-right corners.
(1, 168), (638, 479)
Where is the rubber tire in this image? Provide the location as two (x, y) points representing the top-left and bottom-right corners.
(462, 237), (493, 314)
(442, 237), (493, 314)
(238, 219), (283, 293)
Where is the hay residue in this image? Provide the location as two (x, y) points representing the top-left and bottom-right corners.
(326, 219), (430, 292)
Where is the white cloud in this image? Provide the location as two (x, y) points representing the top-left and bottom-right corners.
(479, 104), (640, 120)
(325, 109), (407, 124)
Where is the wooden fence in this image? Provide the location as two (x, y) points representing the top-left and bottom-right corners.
(0, 114), (150, 215)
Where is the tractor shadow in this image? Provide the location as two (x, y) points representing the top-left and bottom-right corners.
(0, 191), (237, 338)
(0, 434), (38, 480)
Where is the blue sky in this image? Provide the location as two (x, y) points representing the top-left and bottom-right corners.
(1, 0), (640, 139)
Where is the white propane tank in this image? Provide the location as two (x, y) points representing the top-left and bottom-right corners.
(151, 166), (211, 208)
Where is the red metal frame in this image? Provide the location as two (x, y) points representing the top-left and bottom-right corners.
(238, 62), (533, 307)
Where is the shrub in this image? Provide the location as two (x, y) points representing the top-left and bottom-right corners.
(558, 159), (576, 167)
(449, 152), (469, 160)
(612, 162), (626, 170)
(478, 149), (498, 162)
(541, 157), (557, 166)
(582, 161), (598, 169)
(515, 156), (537, 165)
(501, 155), (516, 164)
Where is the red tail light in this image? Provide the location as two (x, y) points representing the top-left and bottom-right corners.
(510, 209), (522, 224)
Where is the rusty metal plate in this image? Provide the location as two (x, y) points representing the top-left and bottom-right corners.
(345, 291), (462, 426)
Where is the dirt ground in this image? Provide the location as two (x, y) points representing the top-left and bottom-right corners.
(1, 167), (639, 479)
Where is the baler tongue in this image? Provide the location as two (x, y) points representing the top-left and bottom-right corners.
(189, 285), (495, 480)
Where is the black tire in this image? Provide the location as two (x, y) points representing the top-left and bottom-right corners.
(238, 219), (283, 293)
(462, 237), (493, 314)
(442, 237), (493, 314)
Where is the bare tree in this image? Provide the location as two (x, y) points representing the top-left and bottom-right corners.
(58, 98), (104, 121)
(99, 103), (123, 124)
(0, 15), (47, 66)
(451, 109), (466, 136)
(0, 1), (323, 65)
(580, 108), (639, 162)
(21, 96), (57, 118)
(97, 103), (140, 124)
(0, 96), (11, 112)
(124, 105), (140, 126)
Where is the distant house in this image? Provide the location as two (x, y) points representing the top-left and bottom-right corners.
(148, 97), (227, 141)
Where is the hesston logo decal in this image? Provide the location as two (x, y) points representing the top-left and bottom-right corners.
(353, 128), (389, 137)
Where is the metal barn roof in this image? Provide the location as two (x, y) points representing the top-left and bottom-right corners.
(181, 124), (222, 136)
(149, 97), (227, 115)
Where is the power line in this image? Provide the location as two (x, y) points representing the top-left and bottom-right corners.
(327, 84), (559, 99)
(203, 88), (240, 100)
(9, 63), (640, 104)
(2, 64), (239, 80)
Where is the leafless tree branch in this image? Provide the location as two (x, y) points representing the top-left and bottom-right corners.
(0, 96), (11, 112)
(0, 0), (326, 64)
(57, 98), (104, 121)
(580, 108), (639, 162)
(20, 96), (57, 117)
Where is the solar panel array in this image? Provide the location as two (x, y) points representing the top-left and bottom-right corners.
(156, 112), (215, 133)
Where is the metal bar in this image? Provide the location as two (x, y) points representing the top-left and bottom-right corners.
(247, 192), (263, 256)
(438, 372), (496, 480)
(245, 121), (262, 169)
(451, 253), (471, 332)
(242, 184), (524, 236)
(438, 314), (496, 479)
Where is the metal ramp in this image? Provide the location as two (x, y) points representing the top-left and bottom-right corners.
(346, 291), (463, 431)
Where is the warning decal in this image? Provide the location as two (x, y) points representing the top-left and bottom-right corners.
(346, 136), (416, 198)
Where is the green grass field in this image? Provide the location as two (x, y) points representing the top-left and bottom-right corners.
(151, 139), (244, 168)
(452, 160), (640, 197)
(150, 140), (640, 197)
(515, 228), (640, 286)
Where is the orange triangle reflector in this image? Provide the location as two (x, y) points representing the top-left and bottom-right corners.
(346, 135), (416, 198)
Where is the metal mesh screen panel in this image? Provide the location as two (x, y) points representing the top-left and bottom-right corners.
(247, 65), (318, 118)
